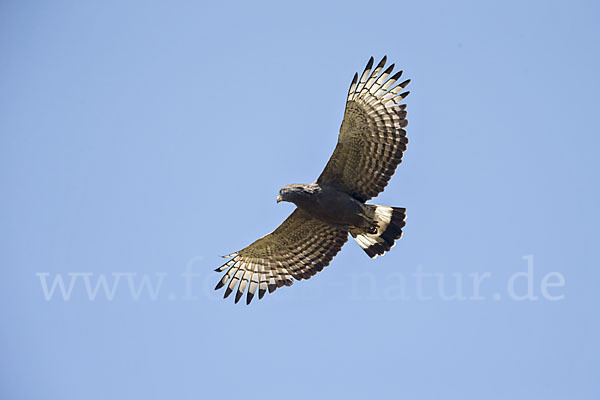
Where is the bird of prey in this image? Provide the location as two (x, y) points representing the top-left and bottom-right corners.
(215, 56), (410, 304)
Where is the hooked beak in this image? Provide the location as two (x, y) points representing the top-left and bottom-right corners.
(277, 195), (282, 203)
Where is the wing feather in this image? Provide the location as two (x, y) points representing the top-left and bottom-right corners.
(215, 209), (348, 304)
(352, 56), (374, 100)
(318, 56), (410, 202)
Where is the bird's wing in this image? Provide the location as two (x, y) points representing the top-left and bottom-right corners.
(317, 56), (410, 202)
(215, 209), (348, 304)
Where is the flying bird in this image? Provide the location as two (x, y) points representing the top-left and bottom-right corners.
(215, 56), (410, 304)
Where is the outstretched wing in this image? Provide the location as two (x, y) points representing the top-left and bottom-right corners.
(317, 56), (410, 202)
(215, 209), (348, 304)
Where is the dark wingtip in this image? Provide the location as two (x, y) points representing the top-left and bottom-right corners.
(258, 288), (266, 299)
(390, 70), (403, 81)
(365, 56), (374, 70)
(246, 291), (255, 305)
(224, 287), (233, 299)
(214, 281), (225, 290)
(234, 290), (243, 304)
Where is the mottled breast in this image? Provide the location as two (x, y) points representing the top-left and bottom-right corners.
(296, 185), (365, 227)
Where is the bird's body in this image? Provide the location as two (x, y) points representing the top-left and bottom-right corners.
(279, 183), (367, 229)
(215, 56), (411, 304)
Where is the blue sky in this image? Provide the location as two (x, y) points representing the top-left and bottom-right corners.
(1, 1), (599, 399)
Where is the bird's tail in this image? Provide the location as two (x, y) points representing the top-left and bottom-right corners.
(351, 206), (406, 258)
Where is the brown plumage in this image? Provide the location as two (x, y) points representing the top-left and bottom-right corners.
(318, 56), (409, 202)
(215, 56), (410, 304)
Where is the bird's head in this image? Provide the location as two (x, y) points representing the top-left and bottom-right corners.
(277, 183), (320, 204)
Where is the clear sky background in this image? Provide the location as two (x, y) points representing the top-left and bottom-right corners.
(1, 1), (599, 399)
